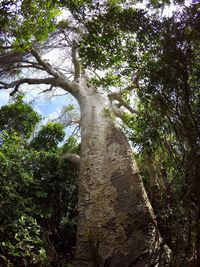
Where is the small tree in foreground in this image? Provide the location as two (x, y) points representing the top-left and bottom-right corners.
(0, 99), (79, 266)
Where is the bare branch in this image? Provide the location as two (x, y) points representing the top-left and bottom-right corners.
(30, 49), (81, 97)
(0, 77), (57, 90)
(72, 41), (81, 81)
(38, 85), (54, 94)
(0, 74), (81, 100)
(0, 64), (44, 76)
(0, 51), (24, 68)
(0, 46), (13, 50)
(10, 84), (20, 96)
(108, 92), (138, 115)
(111, 104), (124, 119)
(31, 48), (60, 78)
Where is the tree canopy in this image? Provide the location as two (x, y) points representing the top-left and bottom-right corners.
(0, 0), (200, 266)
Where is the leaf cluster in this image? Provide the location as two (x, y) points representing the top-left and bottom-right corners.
(0, 98), (79, 266)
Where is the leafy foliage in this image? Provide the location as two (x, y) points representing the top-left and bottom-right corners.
(31, 122), (65, 151)
(0, 95), (41, 138)
(125, 4), (200, 265)
(0, 99), (79, 266)
(0, 0), (60, 51)
(0, 0), (200, 265)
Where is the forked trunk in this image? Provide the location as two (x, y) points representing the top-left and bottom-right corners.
(73, 82), (171, 266)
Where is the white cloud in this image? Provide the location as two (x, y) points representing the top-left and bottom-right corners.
(0, 90), (11, 107)
(44, 109), (61, 122)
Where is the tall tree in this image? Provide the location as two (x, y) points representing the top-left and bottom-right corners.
(0, 1), (173, 266)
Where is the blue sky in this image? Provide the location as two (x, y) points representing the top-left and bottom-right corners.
(0, 87), (79, 140)
(0, 87), (75, 122)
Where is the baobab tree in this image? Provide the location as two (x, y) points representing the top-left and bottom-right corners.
(0, 0), (171, 266)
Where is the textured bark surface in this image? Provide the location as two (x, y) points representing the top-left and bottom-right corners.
(73, 82), (171, 267)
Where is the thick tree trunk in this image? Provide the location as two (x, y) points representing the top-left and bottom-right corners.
(73, 82), (171, 266)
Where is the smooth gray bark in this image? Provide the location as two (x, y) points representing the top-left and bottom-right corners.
(72, 80), (171, 267)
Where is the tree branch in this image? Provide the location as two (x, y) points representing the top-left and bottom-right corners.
(0, 64), (44, 76)
(0, 77), (57, 90)
(10, 84), (20, 96)
(111, 104), (124, 120)
(72, 41), (81, 81)
(108, 92), (138, 115)
(0, 47), (81, 99)
(62, 153), (80, 169)
(30, 48), (80, 97)
(0, 73), (80, 99)
(38, 85), (54, 94)
(0, 51), (24, 68)
(31, 48), (60, 78)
